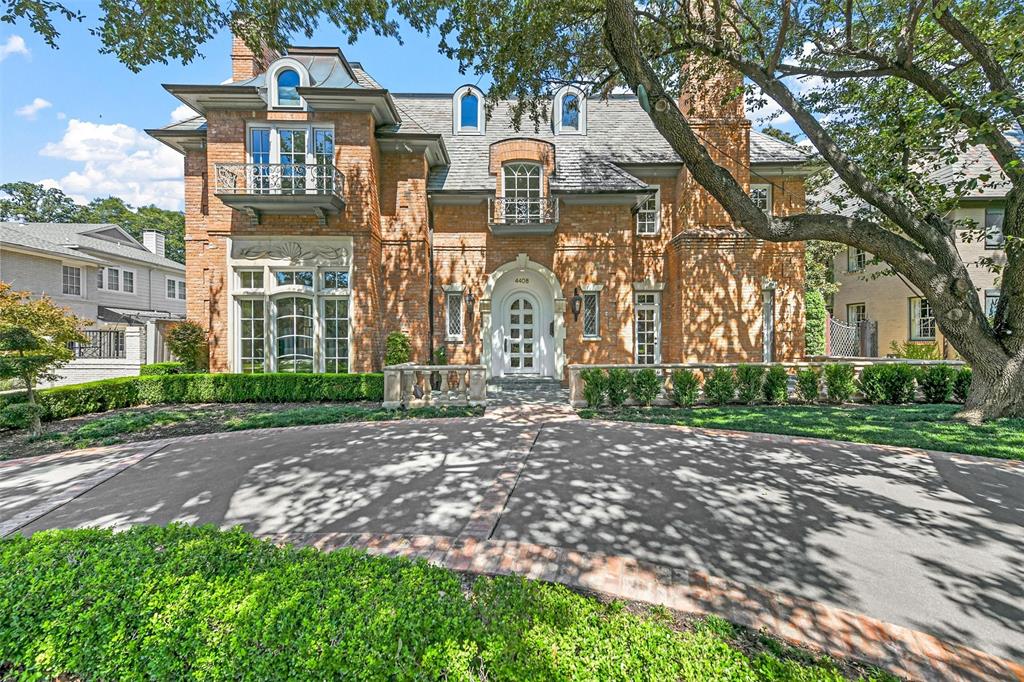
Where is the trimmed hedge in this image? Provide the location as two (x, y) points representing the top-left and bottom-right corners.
(0, 373), (385, 424)
(139, 361), (187, 376)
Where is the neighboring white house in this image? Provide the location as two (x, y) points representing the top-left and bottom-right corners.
(0, 223), (186, 385)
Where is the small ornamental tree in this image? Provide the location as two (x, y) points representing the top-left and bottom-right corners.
(166, 321), (209, 373)
(0, 283), (86, 435)
(385, 332), (412, 366)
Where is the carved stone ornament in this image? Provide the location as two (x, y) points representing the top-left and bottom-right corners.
(232, 240), (350, 265)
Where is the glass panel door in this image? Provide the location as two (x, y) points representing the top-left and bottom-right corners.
(314, 129), (334, 193)
(635, 292), (660, 364)
(279, 129), (307, 193)
(506, 295), (537, 373)
(250, 128), (271, 193)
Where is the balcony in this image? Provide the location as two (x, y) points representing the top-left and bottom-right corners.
(487, 196), (559, 235)
(214, 163), (345, 226)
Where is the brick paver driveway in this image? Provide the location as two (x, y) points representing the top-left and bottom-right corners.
(2, 401), (1021, 671)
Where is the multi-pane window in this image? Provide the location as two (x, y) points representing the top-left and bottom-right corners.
(446, 291), (464, 340)
(750, 184), (772, 214)
(249, 127), (334, 194)
(62, 266), (81, 296)
(250, 128), (271, 192)
(239, 270), (264, 290)
(107, 268), (120, 291)
(239, 299), (265, 373)
(985, 207), (1006, 248)
(846, 303), (867, 325)
(985, 290), (1000, 319)
(314, 129), (335, 192)
(848, 247), (867, 272)
(280, 129), (307, 192)
(276, 297), (314, 372)
(322, 270), (349, 290)
(636, 195), (659, 235)
(96, 268), (105, 290)
(503, 162), (543, 223)
(167, 277), (185, 300)
(323, 299), (349, 373)
(275, 270), (314, 287)
(122, 270), (134, 293)
(635, 292), (661, 364)
(582, 291), (600, 338)
(98, 266), (134, 293)
(910, 297), (936, 341)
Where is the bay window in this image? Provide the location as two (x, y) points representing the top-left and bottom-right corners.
(275, 296), (315, 372)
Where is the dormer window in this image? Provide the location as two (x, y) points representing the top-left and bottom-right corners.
(553, 86), (586, 135)
(276, 69), (301, 107)
(266, 58), (309, 110)
(453, 85), (485, 135)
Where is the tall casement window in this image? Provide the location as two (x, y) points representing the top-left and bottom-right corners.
(446, 290), (464, 341)
(503, 162), (543, 223)
(231, 256), (351, 374)
(248, 125), (334, 194)
(909, 296), (936, 341)
(750, 184), (772, 214)
(848, 246), (867, 272)
(453, 85), (485, 135)
(985, 207), (1006, 248)
(636, 194), (659, 235)
(582, 291), (600, 338)
(61, 265), (81, 296)
(847, 303), (867, 325)
(635, 292), (661, 364)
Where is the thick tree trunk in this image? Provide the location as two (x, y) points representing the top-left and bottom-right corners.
(957, 351), (1024, 423)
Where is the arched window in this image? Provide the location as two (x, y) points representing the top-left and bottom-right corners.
(553, 86), (586, 134)
(503, 162), (543, 223)
(460, 92), (479, 130)
(453, 85), (485, 135)
(276, 69), (301, 107)
(561, 94), (579, 130)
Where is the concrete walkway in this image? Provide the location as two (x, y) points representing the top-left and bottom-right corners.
(2, 393), (1021, 679)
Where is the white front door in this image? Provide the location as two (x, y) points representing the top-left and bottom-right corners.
(505, 294), (538, 374)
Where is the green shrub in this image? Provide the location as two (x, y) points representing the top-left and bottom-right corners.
(953, 367), (972, 403)
(796, 368), (820, 403)
(703, 368), (736, 405)
(823, 364), (856, 403)
(139, 361), (187, 376)
(918, 365), (956, 403)
(888, 340), (940, 360)
(630, 369), (661, 406)
(606, 368), (631, 407)
(385, 331), (412, 366)
(166, 321), (209, 372)
(0, 402), (43, 430)
(804, 290), (827, 355)
(858, 364), (916, 404)
(857, 364), (888, 404)
(580, 368), (607, 408)
(735, 365), (766, 404)
(671, 369), (700, 407)
(433, 346), (448, 365)
(763, 366), (789, 404)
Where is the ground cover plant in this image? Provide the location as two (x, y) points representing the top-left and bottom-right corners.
(0, 525), (897, 681)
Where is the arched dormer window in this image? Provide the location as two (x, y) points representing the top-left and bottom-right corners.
(553, 86), (586, 135)
(266, 58), (310, 110)
(453, 85), (485, 135)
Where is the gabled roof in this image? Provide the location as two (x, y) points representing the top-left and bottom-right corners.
(0, 223), (183, 271)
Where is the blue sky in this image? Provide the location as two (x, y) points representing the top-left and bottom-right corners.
(0, 4), (793, 211)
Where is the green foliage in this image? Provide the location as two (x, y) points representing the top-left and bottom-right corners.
(630, 368), (661, 406)
(580, 368), (607, 408)
(0, 403), (44, 430)
(858, 364), (917, 404)
(54, 411), (190, 449)
(166, 322), (208, 372)
(433, 346), (448, 365)
(804, 242), (843, 299)
(0, 373), (385, 425)
(385, 331), (412, 366)
(605, 368), (632, 407)
(735, 364), (766, 404)
(796, 369), (821, 403)
(671, 369), (700, 407)
(823, 364), (856, 404)
(953, 368), (973, 403)
(226, 404), (483, 431)
(0, 181), (81, 222)
(888, 340), (940, 360)
(139, 361), (187, 376)
(703, 368), (736, 405)
(804, 290), (827, 356)
(763, 366), (789, 404)
(917, 365), (957, 404)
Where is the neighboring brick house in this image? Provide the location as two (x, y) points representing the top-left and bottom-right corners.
(148, 41), (816, 379)
(0, 223), (185, 385)
(822, 140), (1012, 358)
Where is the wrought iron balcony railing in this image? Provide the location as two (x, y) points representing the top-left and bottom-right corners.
(488, 196), (559, 226)
(214, 163), (345, 198)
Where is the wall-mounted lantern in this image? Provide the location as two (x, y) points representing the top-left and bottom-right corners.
(570, 287), (583, 321)
(465, 291), (476, 312)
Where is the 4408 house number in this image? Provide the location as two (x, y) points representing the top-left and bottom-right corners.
(514, 277), (531, 284)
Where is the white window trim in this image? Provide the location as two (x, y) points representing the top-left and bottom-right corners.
(320, 296), (351, 373)
(236, 269), (265, 293)
(750, 183), (772, 216)
(984, 207), (1006, 249)
(246, 122), (335, 166)
(553, 85), (587, 135)
(846, 303), (867, 325)
(909, 296), (936, 341)
(236, 296), (268, 374)
(266, 57), (310, 111)
(270, 268), (317, 293)
(634, 290), (662, 364)
(635, 190), (660, 236)
(166, 276), (186, 300)
(61, 264), (83, 297)
(319, 269), (351, 295)
(984, 289), (1000, 318)
(100, 265), (137, 295)
(582, 290), (601, 339)
(848, 246), (868, 272)
(443, 284), (465, 341)
(453, 84), (485, 136)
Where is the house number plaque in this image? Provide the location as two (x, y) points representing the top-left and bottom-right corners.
(514, 277), (531, 284)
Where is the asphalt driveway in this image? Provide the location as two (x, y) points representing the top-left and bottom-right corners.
(2, 416), (1021, 661)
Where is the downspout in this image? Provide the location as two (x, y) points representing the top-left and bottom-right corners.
(427, 193), (436, 364)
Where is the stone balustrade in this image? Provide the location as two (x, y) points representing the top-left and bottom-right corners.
(383, 363), (487, 409)
(567, 359), (967, 407)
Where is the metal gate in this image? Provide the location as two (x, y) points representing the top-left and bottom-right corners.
(826, 317), (878, 357)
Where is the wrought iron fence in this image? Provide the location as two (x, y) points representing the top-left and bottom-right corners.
(488, 196), (559, 225)
(825, 317), (878, 357)
(213, 163), (345, 197)
(69, 330), (126, 359)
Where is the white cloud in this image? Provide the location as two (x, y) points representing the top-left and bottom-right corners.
(15, 97), (52, 120)
(0, 35), (29, 61)
(39, 118), (184, 210)
(56, 111), (66, 120)
(170, 104), (199, 122)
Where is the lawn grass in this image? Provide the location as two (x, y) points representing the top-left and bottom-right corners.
(224, 403), (482, 431)
(34, 410), (192, 449)
(579, 404), (1024, 460)
(0, 524), (896, 681)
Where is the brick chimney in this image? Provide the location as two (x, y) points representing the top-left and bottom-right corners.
(231, 32), (277, 82)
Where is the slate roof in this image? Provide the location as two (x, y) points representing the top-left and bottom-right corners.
(0, 223), (183, 270)
(391, 94), (816, 193)
(1, 223), (104, 264)
(232, 47), (373, 91)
